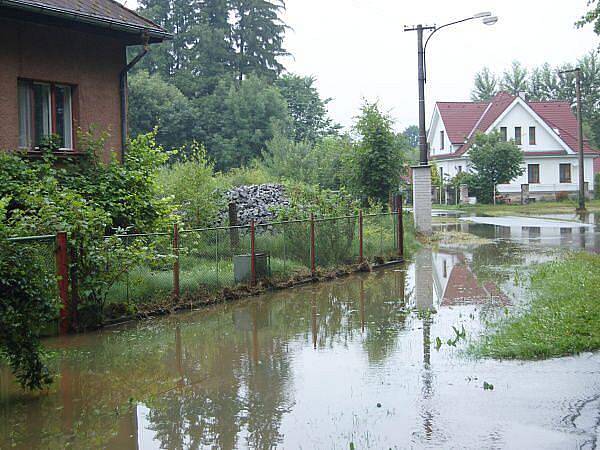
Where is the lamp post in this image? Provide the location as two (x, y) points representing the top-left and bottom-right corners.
(404, 13), (498, 234)
(559, 67), (586, 212)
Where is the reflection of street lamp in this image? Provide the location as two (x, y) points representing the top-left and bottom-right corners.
(404, 13), (498, 234)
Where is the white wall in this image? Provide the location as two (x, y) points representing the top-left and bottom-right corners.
(434, 158), (468, 182)
(492, 102), (566, 153)
(428, 109), (455, 157)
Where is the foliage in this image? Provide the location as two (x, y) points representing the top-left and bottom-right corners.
(475, 252), (600, 359)
(196, 76), (292, 170)
(221, 163), (272, 187)
(349, 101), (405, 203)
(500, 61), (528, 95)
(0, 200), (58, 390)
(595, 173), (600, 199)
(262, 131), (315, 182)
(128, 71), (197, 152)
(158, 143), (225, 227)
(576, 0), (600, 36)
(466, 132), (524, 203)
(0, 131), (174, 329)
(471, 67), (498, 101)
(276, 74), (339, 143)
(402, 125), (419, 148)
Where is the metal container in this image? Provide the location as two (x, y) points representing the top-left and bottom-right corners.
(233, 253), (269, 284)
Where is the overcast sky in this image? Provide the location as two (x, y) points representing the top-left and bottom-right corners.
(122, 0), (598, 131)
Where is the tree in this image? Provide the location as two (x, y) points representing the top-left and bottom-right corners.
(402, 125), (419, 148)
(471, 67), (498, 101)
(196, 76), (291, 170)
(500, 61), (529, 95)
(275, 74), (339, 143)
(351, 101), (404, 203)
(230, 0), (289, 82)
(128, 71), (197, 151)
(467, 132), (524, 203)
(576, 0), (600, 36)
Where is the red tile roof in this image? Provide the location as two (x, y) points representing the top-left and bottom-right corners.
(433, 91), (598, 159)
(1, 0), (170, 40)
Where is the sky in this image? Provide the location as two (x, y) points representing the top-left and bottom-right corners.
(121, 0), (598, 132)
(280, 0), (597, 132)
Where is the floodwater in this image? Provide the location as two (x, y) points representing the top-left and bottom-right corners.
(1, 216), (600, 449)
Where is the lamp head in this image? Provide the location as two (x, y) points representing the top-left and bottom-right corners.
(472, 12), (492, 18)
(483, 16), (498, 25)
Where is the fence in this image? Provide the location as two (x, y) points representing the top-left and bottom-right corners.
(8, 206), (405, 334)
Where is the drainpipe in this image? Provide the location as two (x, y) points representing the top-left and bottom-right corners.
(120, 33), (149, 161)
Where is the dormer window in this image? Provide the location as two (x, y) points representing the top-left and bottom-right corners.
(514, 127), (522, 145)
(440, 130), (445, 150)
(529, 127), (536, 145)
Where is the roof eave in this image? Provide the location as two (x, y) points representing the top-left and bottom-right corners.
(0, 0), (173, 41)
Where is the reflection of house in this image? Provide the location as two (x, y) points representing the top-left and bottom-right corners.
(432, 250), (509, 306)
(428, 92), (598, 200)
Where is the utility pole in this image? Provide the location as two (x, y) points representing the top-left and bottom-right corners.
(560, 68), (586, 212)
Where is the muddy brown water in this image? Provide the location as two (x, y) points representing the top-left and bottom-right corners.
(1, 217), (600, 449)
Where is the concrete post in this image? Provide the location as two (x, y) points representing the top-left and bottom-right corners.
(412, 165), (432, 235)
(521, 184), (530, 205)
(459, 184), (469, 205)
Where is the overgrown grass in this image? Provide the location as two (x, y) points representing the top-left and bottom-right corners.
(474, 252), (600, 359)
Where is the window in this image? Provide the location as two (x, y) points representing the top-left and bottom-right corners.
(17, 80), (73, 150)
(500, 127), (507, 141)
(457, 165), (462, 173)
(514, 126), (522, 145)
(559, 163), (571, 183)
(528, 164), (540, 184)
(440, 130), (445, 150)
(529, 127), (536, 145)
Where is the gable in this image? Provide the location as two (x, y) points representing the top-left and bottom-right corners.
(492, 101), (569, 153)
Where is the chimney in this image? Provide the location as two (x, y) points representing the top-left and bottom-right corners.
(518, 91), (527, 101)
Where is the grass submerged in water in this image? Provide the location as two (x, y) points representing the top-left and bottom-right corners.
(474, 252), (600, 360)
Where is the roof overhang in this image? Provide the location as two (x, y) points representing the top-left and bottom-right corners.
(0, 0), (172, 43)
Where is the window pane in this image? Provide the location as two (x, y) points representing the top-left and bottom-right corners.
(33, 84), (51, 147)
(529, 127), (536, 145)
(55, 86), (72, 149)
(528, 164), (540, 184)
(559, 164), (571, 183)
(18, 82), (32, 148)
(500, 127), (507, 141)
(515, 127), (522, 145)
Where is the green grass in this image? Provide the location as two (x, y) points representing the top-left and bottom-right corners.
(441, 199), (600, 216)
(474, 252), (600, 359)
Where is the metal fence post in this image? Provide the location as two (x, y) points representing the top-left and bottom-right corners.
(310, 213), (316, 276)
(173, 223), (180, 300)
(250, 219), (256, 286)
(397, 195), (404, 260)
(56, 231), (70, 334)
(359, 210), (364, 263)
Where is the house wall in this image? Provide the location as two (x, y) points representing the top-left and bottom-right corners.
(0, 18), (126, 162)
(491, 102), (564, 152)
(429, 111), (457, 157)
(434, 158), (468, 182)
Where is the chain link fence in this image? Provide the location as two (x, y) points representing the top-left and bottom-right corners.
(7, 211), (406, 331)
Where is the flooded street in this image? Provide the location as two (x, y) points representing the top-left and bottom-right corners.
(2, 215), (600, 449)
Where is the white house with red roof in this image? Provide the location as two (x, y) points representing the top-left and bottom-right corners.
(428, 92), (598, 200)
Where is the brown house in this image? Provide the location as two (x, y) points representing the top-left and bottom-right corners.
(0, 0), (170, 162)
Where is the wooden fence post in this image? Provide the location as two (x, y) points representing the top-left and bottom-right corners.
(56, 231), (70, 334)
(310, 214), (316, 277)
(397, 195), (404, 260)
(359, 210), (364, 263)
(173, 223), (180, 300)
(250, 219), (256, 286)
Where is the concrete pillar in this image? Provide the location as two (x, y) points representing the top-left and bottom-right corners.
(412, 165), (432, 235)
(414, 249), (434, 311)
(521, 184), (529, 205)
(459, 184), (469, 205)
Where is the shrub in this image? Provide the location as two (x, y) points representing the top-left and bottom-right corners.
(595, 173), (600, 199)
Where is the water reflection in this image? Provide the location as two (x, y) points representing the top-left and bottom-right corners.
(2, 223), (600, 448)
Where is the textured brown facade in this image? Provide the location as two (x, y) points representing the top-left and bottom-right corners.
(0, 17), (127, 162)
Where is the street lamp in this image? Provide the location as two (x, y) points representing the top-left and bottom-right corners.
(404, 13), (498, 234)
(558, 67), (586, 213)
